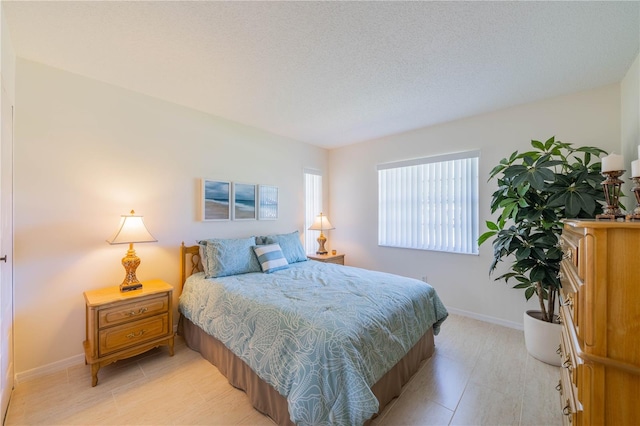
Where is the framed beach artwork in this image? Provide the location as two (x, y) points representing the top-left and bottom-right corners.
(232, 182), (257, 220)
(258, 185), (279, 220)
(201, 179), (231, 221)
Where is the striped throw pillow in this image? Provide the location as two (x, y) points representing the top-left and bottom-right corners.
(253, 244), (289, 273)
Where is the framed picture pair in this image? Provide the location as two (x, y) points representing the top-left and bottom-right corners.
(201, 179), (278, 221)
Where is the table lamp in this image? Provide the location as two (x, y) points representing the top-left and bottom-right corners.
(308, 212), (335, 255)
(106, 210), (157, 292)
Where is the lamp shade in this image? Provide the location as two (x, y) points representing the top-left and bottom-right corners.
(107, 210), (157, 245)
(308, 212), (335, 231)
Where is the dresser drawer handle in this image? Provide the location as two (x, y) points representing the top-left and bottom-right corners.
(558, 271), (565, 280)
(125, 330), (146, 339)
(563, 250), (573, 261)
(556, 380), (562, 392)
(128, 307), (148, 317)
(556, 345), (562, 355)
(563, 358), (572, 369)
(562, 296), (573, 308)
(563, 403), (572, 417)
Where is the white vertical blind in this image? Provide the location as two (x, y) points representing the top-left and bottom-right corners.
(378, 151), (479, 255)
(304, 170), (323, 254)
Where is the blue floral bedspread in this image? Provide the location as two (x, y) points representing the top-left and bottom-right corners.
(179, 260), (448, 425)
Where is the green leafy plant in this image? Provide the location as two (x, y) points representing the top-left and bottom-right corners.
(479, 137), (607, 322)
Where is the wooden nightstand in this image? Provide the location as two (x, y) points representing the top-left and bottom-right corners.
(307, 253), (345, 265)
(83, 279), (174, 386)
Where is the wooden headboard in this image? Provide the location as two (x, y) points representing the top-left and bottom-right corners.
(180, 242), (203, 294)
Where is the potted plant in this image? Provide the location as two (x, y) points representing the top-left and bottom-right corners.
(479, 136), (607, 365)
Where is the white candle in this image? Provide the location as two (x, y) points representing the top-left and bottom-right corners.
(601, 153), (624, 172)
(632, 159), (640, 177)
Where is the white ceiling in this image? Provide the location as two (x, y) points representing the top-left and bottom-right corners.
(3, 1), (639, 148)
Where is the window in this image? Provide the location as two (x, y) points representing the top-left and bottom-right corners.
(378, 151), (479, 255)
(304, 170), (323, 254)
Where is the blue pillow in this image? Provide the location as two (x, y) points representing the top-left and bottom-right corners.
(199, 237), (261, 278)
(253, 244), (289, 273)
(262, 231), (308, 264)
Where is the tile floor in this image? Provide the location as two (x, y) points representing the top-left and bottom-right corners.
(5, 314), (562, 425)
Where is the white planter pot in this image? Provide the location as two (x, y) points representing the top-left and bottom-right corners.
(523, 310), (561, 366)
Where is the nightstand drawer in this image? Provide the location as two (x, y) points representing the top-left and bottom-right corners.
(99, 294), (169, 328)
(99, 313), (170, 356)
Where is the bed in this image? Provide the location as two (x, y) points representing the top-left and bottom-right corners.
(177, 233), (448, 425)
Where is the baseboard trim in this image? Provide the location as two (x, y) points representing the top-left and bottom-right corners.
(13, 316), (518, 384)
(446, 307), (524, 331)
(15, 324), (181, 384)
(15, 353), (85, 384)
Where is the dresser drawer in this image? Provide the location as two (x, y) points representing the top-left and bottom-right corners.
(559, 303), (585, 425)
(559, 261), (579, 328)
(561, 225), (586, 280)
(560, 320), (581, 389)
(98, 293), (169, 328)
(560, 234), (581, 279)
(98, 313), (170, 356)
(559, 358), (580, 425)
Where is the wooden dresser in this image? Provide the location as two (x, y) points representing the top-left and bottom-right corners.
(559, 220), (640, 425)
(83, 279), (174, 386)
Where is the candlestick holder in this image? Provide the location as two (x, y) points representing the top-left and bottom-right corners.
(627, 177), (640, 221)
(596, 170), (626, 220)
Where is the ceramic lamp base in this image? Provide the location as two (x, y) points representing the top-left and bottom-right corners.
(119, 249), (143, 292)
(316, 233), (328, 255)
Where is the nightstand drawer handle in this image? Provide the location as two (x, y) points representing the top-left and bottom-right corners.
(125, 330), (146, 339)
(128, 307), (148, 317)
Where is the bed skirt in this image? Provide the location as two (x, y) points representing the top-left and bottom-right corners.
(179, 315), (435, 425)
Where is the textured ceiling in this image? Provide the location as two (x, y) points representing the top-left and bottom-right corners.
(3, 1), (639, 148)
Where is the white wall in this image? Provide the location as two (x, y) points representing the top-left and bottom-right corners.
(13, 59), (329, 375)
(330, 84), (621, 327)
(12, 55), (634, 375)
(1, 8), (15, 102)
